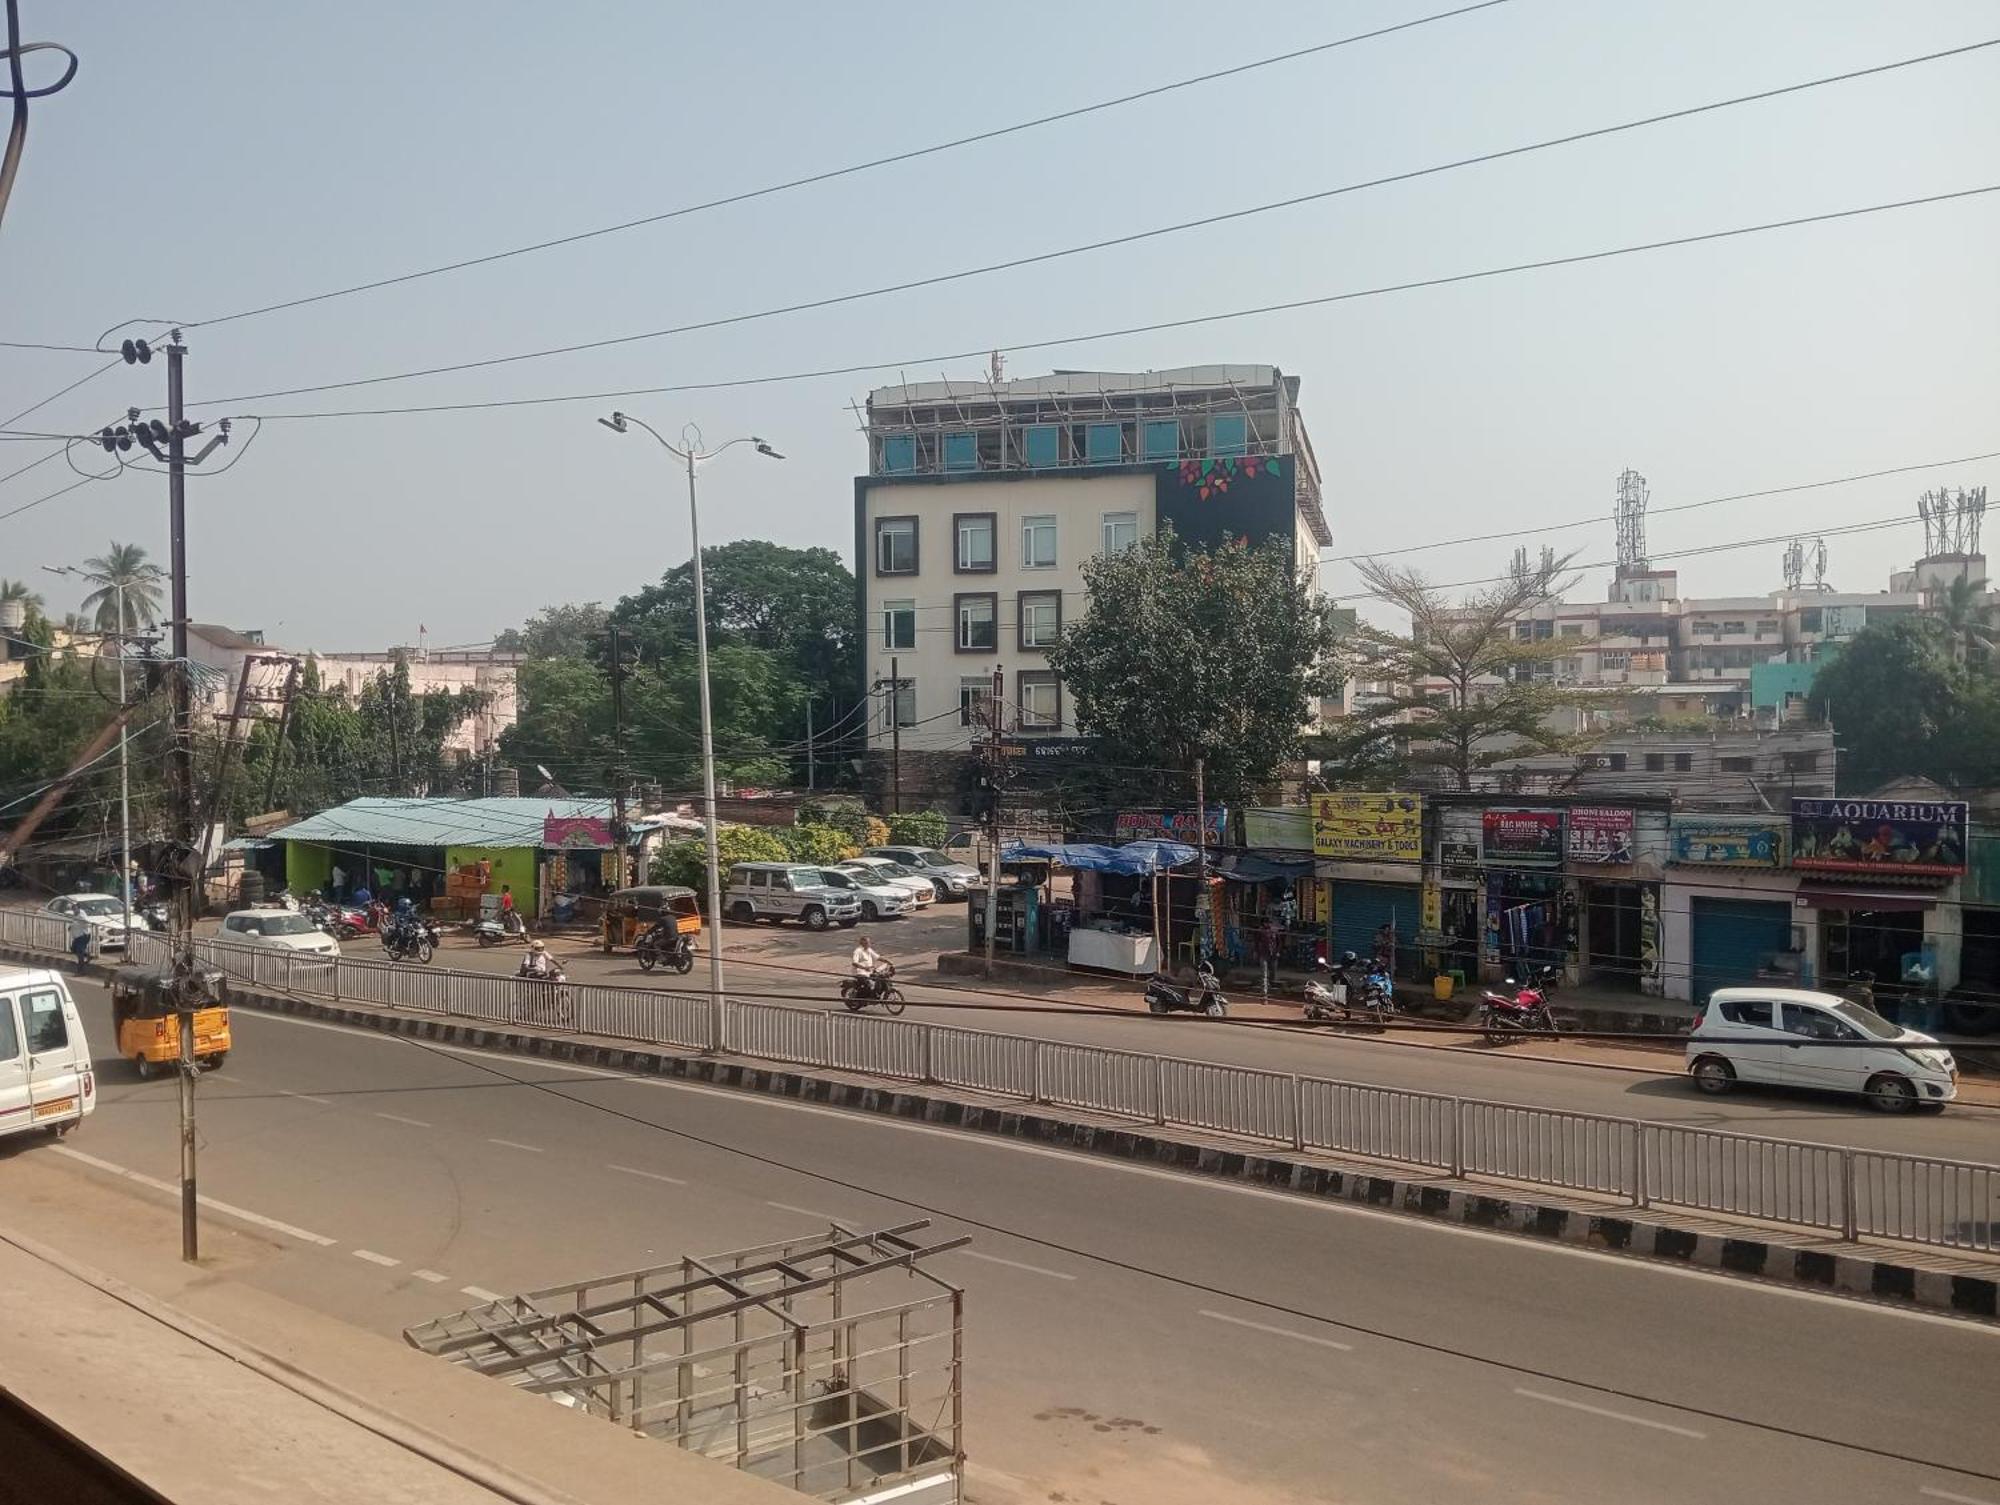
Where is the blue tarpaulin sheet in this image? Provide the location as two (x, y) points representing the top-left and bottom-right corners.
(1002, 840), (1198, 875)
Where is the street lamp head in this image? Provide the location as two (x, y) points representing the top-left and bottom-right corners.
(754, 440), (785, 461)
(39, 564), (68, 577)
(597, 412), (629, 434)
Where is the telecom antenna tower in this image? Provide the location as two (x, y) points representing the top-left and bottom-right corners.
(1614, 468), (1649, 573)
(1918, 486), (1988, 557)
(1782, 539), (1804, 592)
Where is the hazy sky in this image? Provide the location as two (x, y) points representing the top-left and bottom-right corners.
(3, 1), (1996, 648)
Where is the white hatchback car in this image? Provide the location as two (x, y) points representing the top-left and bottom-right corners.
(219, 908), (341, 958)
(1687, 987), (1956, 1112)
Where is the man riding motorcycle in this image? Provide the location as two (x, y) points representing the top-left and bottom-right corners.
(519, 938), (560, 980)
(850, 933), (891, 1000)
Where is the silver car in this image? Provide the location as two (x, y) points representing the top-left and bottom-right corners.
(865, 847), (979, 901)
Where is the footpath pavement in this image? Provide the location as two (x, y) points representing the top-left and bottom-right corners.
(0, 1155), (792, 1505)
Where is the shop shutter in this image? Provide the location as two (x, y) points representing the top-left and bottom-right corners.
(1689, 897), (1792, 1002)
(1330, 882), (1420, 964)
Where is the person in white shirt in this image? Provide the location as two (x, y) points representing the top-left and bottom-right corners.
(851, 934), (883, 980)
(519, 938), (556, 979)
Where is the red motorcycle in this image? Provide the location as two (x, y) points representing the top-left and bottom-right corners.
(330, 901), (387, 941)
(1478, 964), (1561, 1039)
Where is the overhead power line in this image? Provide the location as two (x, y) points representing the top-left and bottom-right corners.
(180, 41), (2000, 412)
(174, 0), (1517, 332)
(229, 183), (2000, 422)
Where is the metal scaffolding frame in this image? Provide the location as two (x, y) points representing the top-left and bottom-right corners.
(405, 1221), (967, 1504)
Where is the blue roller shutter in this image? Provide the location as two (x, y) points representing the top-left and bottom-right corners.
(1689, 897), (1791, 1002)
(1330, 882), (1420, 965)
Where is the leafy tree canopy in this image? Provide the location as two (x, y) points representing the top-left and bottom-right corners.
(1808, 616), (2000, 790)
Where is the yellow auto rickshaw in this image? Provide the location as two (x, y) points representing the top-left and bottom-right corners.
(600, 885), (702, 974)
(109, 962), (232, 1078)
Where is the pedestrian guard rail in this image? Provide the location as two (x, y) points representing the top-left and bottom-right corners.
(5, 908), (1993, 1257)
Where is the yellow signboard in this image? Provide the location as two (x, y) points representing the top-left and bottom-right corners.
(1311, 792), (1423, 863)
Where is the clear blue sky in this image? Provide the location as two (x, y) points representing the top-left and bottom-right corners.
(3, 0), (1995, 645)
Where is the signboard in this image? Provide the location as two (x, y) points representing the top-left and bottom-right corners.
(1481, 808), (1564, 869)
(1311, 793), (1422, 863)
(1790, 797), (1968, 876)
(1438, 838), (1480, 871)
(1114, 808), (1226, 845)
(1243, 807), (1313, 852)
(1567, 806), (1635, 865)
(1669, 816), (1787, 869)
(543, 814), (614, 850)
(999, 736), (1095, 762)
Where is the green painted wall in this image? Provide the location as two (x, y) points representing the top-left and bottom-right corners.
(446, 845), (539, 914)
(286, 841), (334, 896)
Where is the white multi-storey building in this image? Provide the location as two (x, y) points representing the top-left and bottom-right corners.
(853, 366), (1330, 771)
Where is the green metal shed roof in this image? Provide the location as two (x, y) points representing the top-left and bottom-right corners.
(276, 797), (613, 850)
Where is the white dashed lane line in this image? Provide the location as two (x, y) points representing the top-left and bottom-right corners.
(1921, 1487), (2000, 1505)
(374, 1111), (433, 1128)
(766, 1200), (843, 1221)
(462, 1285), (506, 1303)
(608, 1163), (687, 1185)
(52, 1147), (337, 1247)
(955, 1250), (1078, 1281)
(352, 1249), (401, 1268)
(486, 1138), (544, 1153)
(1513, 1388), (1706, 1440)
(280, 1089), (334, 1106)
(1199, 1310), (1353, 1351)
(412, 1269), (450, 1284)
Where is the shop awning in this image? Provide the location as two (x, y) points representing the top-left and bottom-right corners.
(1002, 840), (1197, 875)
(1219, 852), (1315, 883)
(1795, 885), (1938, 912)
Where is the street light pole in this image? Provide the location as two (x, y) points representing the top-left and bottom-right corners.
(598, 414), (783, 1043)
(45, 566), (132, 938)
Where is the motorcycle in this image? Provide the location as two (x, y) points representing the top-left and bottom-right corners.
(1145, 959), (1228, 1018)
(635, 921), (695, 975)
(1303, 953), (1393, 1024)
(1478, 964), (1561, 1038)
(137, 900), (170, 933)
(330, 901), (384, 941)
(514, 960), (573, 1026)
(381, 919), (435, 965)
(840, 961), (905, 1015)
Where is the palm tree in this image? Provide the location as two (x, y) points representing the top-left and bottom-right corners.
(78, 542), (166, 637)
(1936, 573), (1996, 668)
(0, 578), (42, 611)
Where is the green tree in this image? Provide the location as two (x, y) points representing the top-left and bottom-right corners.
(1046, 531), (1342, 806)
(775, 824), (856, 864)
(613, 540), (856, 687)
(0, 578), (43, 611)
(1807, 617), (2000, 789)
(78, 542), (166, 635)
(493, 601), (609, 660)
(1316, 554), (1595, 790)
(649, 824), (788, 891)
(495, 657), (611, 791)
(885, 809), (948, 848)
(1935, 574), (1996, 667)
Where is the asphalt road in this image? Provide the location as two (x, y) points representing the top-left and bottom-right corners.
(23, 973), (2000, 1505)
(405, 915), (2000, 1163)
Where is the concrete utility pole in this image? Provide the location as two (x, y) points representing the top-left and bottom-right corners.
(872, 659), (912, 813)
(1193, 755), (1209, 968)
(981, 665), (1005, 978)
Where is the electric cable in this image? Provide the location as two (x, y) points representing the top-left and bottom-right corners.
(0, 0), (77, 236)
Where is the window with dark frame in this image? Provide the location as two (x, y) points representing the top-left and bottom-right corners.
(955, 593), (998, 652)
(1673, 752), (1693, 772)
(881, 599), (915, 651)
(1017, 672), (1061, 730)
(958, 677), (993, 727)
(1018, 590), (1061, 650)
(954, 512), (996, 573)
(875, 516), (917, 575)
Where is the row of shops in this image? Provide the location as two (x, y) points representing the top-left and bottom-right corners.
(995, 788), (1984, 1006)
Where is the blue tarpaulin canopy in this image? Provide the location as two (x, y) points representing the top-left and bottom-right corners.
(1002, 840), (1198, 875)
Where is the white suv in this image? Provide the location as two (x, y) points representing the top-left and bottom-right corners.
(1686, 987), (1956, 1112)
(724, 864), (862, 931)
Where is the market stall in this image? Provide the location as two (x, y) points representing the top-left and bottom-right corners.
(1000, 839), (1198, 976)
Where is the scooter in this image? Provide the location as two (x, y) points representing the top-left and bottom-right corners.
(1304, 953), (1393, 1023)
(1145, 959), (1228, 1018)
(635, 921), (695, 975)
(1478, 964), (1561, 1038)
(840, 962), (905, 1015)
(473, 908), (528, 947)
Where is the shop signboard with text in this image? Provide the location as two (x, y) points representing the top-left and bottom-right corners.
(1668, 816), (1787, 869)
(1566, 806), (1635, 865)
(1244, 807), (1313, 852)
(1790, 798), (1967, 876)
(543, 814), (614, 849)
(1481, 808), (1564, 869)
(1311, 793), (1422, 863)
(1114, 808), (1227, 845)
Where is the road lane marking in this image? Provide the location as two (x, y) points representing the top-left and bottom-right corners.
(608, 1163), (687, 1186)
(353, 1249), (400, 1267)
(767, 1200), (842, 1221)
(374, 1111), (433, 1128)
(1514, 1388), (1706, 1439)
(52, 1146), (337, 1247)
(462, 1285), (506, 1302)
(281, 1089), (333, 1106)
(412, 1269), (450, 1284)
(1199, 1310), (1352, 1350)
(1921, 1488), (2000, 1505)
(486, 1138), (544, 1153)
(957, 1250), (1078, 1281)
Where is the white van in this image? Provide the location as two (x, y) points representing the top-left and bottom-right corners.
(1686, 986), (1956, 1112)
(0, 968), (96, 1143)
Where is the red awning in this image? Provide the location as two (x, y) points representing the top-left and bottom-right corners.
(1795, 886), (1936, 912)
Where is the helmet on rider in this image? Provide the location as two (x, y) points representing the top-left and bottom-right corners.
(529, 938), (546, 952)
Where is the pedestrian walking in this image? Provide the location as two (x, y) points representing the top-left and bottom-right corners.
(331, 861), (347, 900)
(68, 915), (93, 972)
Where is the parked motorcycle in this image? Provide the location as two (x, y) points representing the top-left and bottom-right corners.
(381, 920), (435, 965)
(635, 921), (695, 975)
(1304, 952), (1393, 1023)
(138, 900), (170, 933)
(840, 961), (905, 1015)
(1478, 964), (1561, 1038)
(1145, 959), (1228, 1018)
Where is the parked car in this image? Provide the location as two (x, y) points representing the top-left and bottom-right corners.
(864, 846), (979, 901)
(41, 893), (131, 952)
(0, 968), (95, 1143)
(816, 866), (912, 922)
(724, 863), (861, 931)
(834, 857), (935, 909)
(1686, 987), (1956, 1112)
(219, 908), (341, 958)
